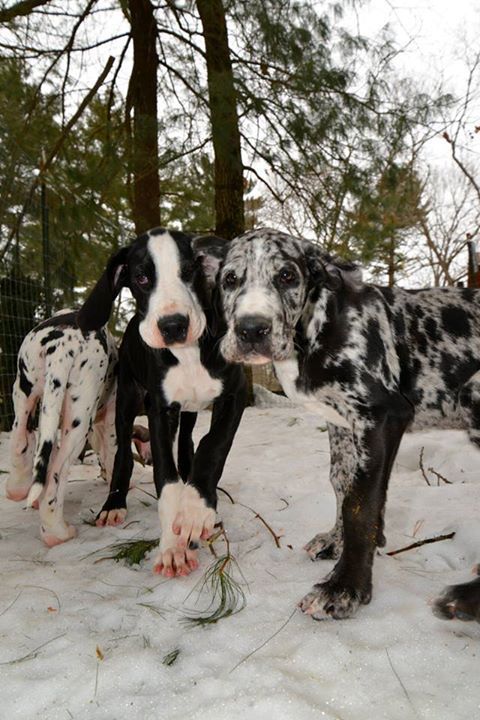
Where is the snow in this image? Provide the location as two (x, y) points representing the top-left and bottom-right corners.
(1, 406), (480, 720)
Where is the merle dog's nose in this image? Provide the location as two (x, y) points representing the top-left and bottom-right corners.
(235, 315), (272, 344)
(158, 314), (189, 344)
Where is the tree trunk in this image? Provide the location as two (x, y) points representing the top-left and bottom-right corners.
(128, 0), (161, 234)
(196, 0), (244, 240)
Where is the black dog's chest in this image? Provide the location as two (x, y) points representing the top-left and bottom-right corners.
(162, 346), (223, 411)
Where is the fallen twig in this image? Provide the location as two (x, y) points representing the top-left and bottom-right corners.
(419, 447), (453, 486)
(385, 648), (418, 717)
(427, 466), (452, 485)
(218, 487), (282, 548)
(229, 608), (296, 673)
(387, 532), (455, 557)
(0, 632), (67, 666)
(419, 447), (431, 486)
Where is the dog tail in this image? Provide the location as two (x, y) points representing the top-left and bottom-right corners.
(27, 349), (76, 506)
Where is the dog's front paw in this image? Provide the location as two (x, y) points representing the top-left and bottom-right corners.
(96, 493), (127, 527)
(433, 573), (480, 622)
(172, 485), (216, 549)
(153, 539), (199, 578)
(304, 530), (343, 560)
(96, 508), (127, 527)
(299, 579), (371, 620)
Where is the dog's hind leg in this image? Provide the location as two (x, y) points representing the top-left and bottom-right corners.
(38, 385), (98, 546)
(7, 378), (39, 501)
(26, 352), (74, 508)
(304, 424), (355, 560)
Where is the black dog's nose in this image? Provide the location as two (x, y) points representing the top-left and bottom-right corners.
(235, 315), (272, 344)
(158, 314), (189, 344)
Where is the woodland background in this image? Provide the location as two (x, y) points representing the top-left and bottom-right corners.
(0, 0), (479, 427)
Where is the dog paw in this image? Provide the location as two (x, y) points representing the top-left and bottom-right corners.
(6, 484), (31, 501)
(172, 485), (216, 549)
(298, 580), (371, 620)
(152, 540), (199, 578)
(304, 530), (343, 560)
(41, 524), (77, 547)
(96, 508), (127, 527)
(433, 574), (480, 622)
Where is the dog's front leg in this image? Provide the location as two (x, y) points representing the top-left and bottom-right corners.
(96, 364), (140, 527)
(148, 402), (199, 578)
(300, 401), (411, 620)
(172, 387), (247, 551)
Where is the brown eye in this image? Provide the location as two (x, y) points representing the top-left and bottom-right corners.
(278, 268), (297, 285)
(223, 271), (238, 289)
(136, 274), (150, 287)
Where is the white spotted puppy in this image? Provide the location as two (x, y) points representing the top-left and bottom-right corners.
(7, 309), (117, 546)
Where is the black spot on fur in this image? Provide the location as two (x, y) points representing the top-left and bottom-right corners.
(46, 345), (57, 355)
(52, 378), (61, 389)
(72, 418), (81, 428)
(80, 359), (88, 368)
(18, 357), (33, 396)
(441, 306), (471, 338)
(424, 317), (440, 343)
(35, 440), (53, 485)
(40, 329), (64, 346)
(95, 329), (108, 354)
(365, 318), (384, 366)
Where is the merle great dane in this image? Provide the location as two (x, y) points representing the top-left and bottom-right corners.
(78, 228), (246, 578)
(219, 227), (480, 621)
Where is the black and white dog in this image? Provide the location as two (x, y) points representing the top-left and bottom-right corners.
(7, 310), (117, 546)
(218, 227), (480, 620)
(78, 228), (246, 578)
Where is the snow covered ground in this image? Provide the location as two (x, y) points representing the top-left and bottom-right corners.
(1, 406), (479, 720)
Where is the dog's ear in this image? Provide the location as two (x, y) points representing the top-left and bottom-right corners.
(192, 234), (230, 287)
(304, 242), (363, 292)
(77, 246), (130, 331)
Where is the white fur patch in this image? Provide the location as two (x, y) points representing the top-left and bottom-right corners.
(139, 232), (206, 349)
(236, 286), (278, 319)
(158, 481), (184, 552)
(274, 357), (351, 429)
(163, 346), (223, 411)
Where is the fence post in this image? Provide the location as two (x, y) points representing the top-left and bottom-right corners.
(41, 174), (51, 317)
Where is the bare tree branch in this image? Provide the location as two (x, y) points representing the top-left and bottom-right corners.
(0, 0), (51, 23)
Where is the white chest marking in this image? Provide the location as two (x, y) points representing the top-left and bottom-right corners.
(273, 358), (351, 429)
(163, 346), (223, 411)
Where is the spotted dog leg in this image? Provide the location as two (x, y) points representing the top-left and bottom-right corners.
(433, 567), (480, 622)
(304, 424), (355, 560)
(90, 387), (117, 485)
(300, 398), (412, 620)
(38, 389), (96, 546)
(7, 379), (39, 501)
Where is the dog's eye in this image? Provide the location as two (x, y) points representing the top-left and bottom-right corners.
(135, 274), (150, 287)
(223, 271), (238, 289)
(278, 268), (297, 285)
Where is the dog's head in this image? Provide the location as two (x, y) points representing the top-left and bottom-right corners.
(219, 228), (362, 364)
(78, 228), (228, 350)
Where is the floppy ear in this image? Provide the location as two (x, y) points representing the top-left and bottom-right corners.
(192, 234), (230, 287)
(77, 246), (131, 331)
(304, 242), (363, 292)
